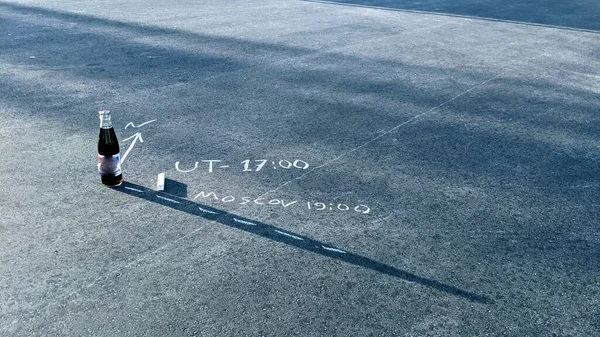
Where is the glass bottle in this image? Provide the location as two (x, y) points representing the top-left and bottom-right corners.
(98, 110), (123, 186)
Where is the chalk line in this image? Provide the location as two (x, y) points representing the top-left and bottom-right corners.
(274, 230), (304, 241)
(35, 224), (207, 319)
(156, 195), (181, 204)
(257, 70), (508, 199)
(233, 218), (258, 226)
(125, 119), (156, 129)
(198, 206), (219, 214)
(322, 246), (346, 254)
(122, 132), (143, 142)
(124, 186), (143, 193)
(121, 132), (143, 164)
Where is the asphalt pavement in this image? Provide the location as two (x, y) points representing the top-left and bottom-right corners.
(1, 0), (599, 336)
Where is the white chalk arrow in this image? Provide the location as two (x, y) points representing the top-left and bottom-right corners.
(121, 132), (143, 164)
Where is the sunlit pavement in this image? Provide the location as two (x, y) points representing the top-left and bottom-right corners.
(1, 1), (599, 336)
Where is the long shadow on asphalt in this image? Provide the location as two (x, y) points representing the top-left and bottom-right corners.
(113, 181), (492, 304)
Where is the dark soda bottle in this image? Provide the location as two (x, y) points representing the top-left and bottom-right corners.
(98, 110), (123, 186)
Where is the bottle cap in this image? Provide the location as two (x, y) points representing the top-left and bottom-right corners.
(99, 110), (111, 115)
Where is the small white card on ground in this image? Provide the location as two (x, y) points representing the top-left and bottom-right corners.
(156, 173), (165, 191)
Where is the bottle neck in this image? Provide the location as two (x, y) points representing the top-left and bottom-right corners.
(99, 111), (113, 129)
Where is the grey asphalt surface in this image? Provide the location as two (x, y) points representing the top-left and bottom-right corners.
(1, 0), (599, 336)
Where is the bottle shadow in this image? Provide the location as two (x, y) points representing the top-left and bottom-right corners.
(112, 181), (492, 304)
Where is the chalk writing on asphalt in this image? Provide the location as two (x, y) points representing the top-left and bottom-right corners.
(121, 119), (156, 164)
(175, 159), (309, 173)
(118, 121), (370, 215)
(192, 190), (370, 215)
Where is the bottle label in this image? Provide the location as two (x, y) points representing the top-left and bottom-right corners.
(98, 153), (122, 176)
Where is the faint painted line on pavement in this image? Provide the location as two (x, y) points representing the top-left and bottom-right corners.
(257, 70), (509, 199)
(32, 224), (207, 320)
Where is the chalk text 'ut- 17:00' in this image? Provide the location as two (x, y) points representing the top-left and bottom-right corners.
(176, 159), (310, 173)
